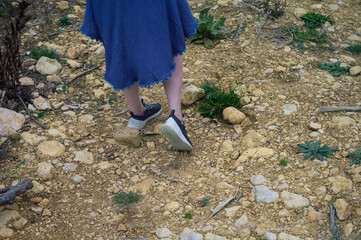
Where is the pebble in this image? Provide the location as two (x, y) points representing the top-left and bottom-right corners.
(179, 228), (203, 240)
(332, 116), (356, 128)
(33, 97), (52, 110)
(22, 58), (37, 67)
(250, 174), (267, 185)
(67, 59), (82, 69)
(72, 174), (84, 182)
(204, 232), (228, 240)
(37, 162), (53, 180)
(328, 175), (352, 193)
(264, 231), (277, 240)
(74, 149), (94, 164)
(46, 75), (62, 83)
(234, 213), (248, 229)
(280, 191), (310, 209)
(278, 232), (302, 240)
(242, 130), (266, 148)
(12, 217), (28, 230)
(114, 127), (141, 147)
(252, 185), (279, 203)
(344, 223), (353, 236)
(19, 77), (34, 86)
(181, 84), (205, 105)
(156, 227), (173, 239)
(93, 89), (106, 98)
(37, 141), (65, 157)
(222, 107), (246, 124)
(350, 66), (361, 76)
(0, 108), (25, 136)
(225, 206), (240, 217)
(283, 104), (297, 115)
(129, 178), (155, 194)
(21, 132), (47, 145)
(309, 122), (321, 130)
(165, 201), (180, 211)
(222, 139), (233, 152)
(334, 198), (351, 220)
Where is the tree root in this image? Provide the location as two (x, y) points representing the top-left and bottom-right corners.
(0, 179), (33, 206)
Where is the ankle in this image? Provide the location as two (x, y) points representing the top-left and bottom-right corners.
(132, 106), (146, 116)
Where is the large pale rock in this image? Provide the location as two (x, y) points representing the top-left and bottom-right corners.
(74, 149), (94, 164)
(332, 116), (356, 128)
(278, 232), (302, 240)
(334, 198), (351, 220)
(179, 228), (203, 240)
(350, 66), (361, 76)
(281, 191), (309, 209)
(21, 132), (47, 145)
(0, 108), (25, 136)
(252, 185), (279, 203)
(242, 130), (266, 148)
(33, 97), (52, 110)
(37, 141), (65, 157)
(234, 147), (274, 168)
(328, 175), (352, 193)
(36, 56), (61, 75)
(114, 127), (141, 147)
(37, 162), (53, 180)
(222, 107), (246, 124)
(129, 178), (155, 194)
(181, 85), (205, 105)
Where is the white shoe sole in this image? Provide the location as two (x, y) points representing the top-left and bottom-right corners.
(161, 118), (193, 151)
(128, 107), (162, 130)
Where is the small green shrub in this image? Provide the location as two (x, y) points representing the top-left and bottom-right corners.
(291, 27), (328, 44)
(297, 141), (338, 161)
(58, 16), (72, 26)
(113, 192), (142, 208)
(346, 150), (361, 166)
(300, 13), (334, 30)
(279, 159), (288, 166)
(199, 81), (242, 119)
(317, 62), (350, 77)
(188, 8), (234, 48)
(30, 47), (60, 60)
(344, 44), (361, 54)
(261, 0), (288, 19)
(184, 212), (194, 219)
(200, 197), (210, 207)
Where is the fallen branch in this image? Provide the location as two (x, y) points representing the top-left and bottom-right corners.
(0, 179), (33, 206)
(48, 28), (79, 37)
(149, 168), (183, 183)
(69, 64), (102, 83)
(17, 93), (49, 129)
(318, 107), (361, 113)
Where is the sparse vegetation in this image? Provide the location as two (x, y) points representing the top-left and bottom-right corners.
(184, 212), (194, 219)
(113, 192), (142, 208)
(198, 81), (242, 118)
(58, 16), (72, 26)
(279, 159), (288, 166)
(346, 150), (361, 166)
(30, 47), (61, 60)
(200, 197), (210, 207)
(300, 13), (334, 30)
(317, 62), (350, 77)
(297, 141), (338, 161)
(344, 44), (361, 54)
(261, 0), (288, 19)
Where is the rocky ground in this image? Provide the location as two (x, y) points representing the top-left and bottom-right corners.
(0, 0), (361, 239)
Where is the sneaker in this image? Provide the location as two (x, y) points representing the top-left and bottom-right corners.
(161, 109), (193, 151)
(128, 100), (162, 130)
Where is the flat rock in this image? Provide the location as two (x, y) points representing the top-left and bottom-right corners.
(129, 178), (155, 194)
(37, 162), (53, 180)
(114, 127), (141, 147)
(294, 8), (307, 17)
(0, 228), (14, 238)
(235, 213), (248, 228)
(242, 130), (266, 148)
(74, 149), (94, 164)
(33, 97), (51, 110)
(67, 59), (82, 69)
(62, 163), (78, 172)
(280, 191), (309, 209)
(19, 77), (34, 86)
(278, 232), (302, 240)
(349, 34), (361, 41)
(283, 104), (297, 115)
(156, 227), (173, 239)
(334, 198), (351, 220)
(225, 206), (240, 217)
(93, 89), (106, 99)
(264, 231), (277, 240)
(252, 185), (279, 203)
(21, 132), (47, 145)
(78, 114), (94, 123)
(37, 141), (65, 157)
(250, 174), (267, 185)
(0, 210), (20, 229)
(234, 147), (274, 168)
(46, 75), (62, 83)
(328, 175), (352, 193)
(72, 174), (84, 182)
(222, 107), (246, 124)
(350, 66), (361, 76)
(36, 56), (61, 75)
(0, 108), (25, 136)
(22, 58), (37, 67)
(67, 47), (80, 59)
(181, 84), (205, 105)
(165, 201), (180, 211)
(332, 116), (356, 128)
(12, 217), (28, 230)
(204, 232), (228, 240)
(57, 1), (69, 10)
(179, 228), (203, 240)
(222, 139), (233, 152)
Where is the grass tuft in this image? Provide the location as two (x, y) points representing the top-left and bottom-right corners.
(113, 192), (142, 208)
(30, 47), (61, 60)
(344, 44), (361, 54)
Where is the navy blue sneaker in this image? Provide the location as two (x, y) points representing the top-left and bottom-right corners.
(161, 109), (193, 151)
(128, 100), (162, 130)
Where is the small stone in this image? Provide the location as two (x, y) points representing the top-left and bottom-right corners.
(146, 141), (155, 150)
(255, 221), (276, 235)
(22, 58), (37, 67)
(74, 149), (94, 164)
(12, 217), (28, 230)
(51, 102), (65, 110)
(67, 47), (80, 59)
(309, 122), (321, 130)
(334, 198), (351, 220)
(350, 66), (361, 76)
(278, 232), (302, 240)
(21, 132), (47, 145)
(349, 34), (361, 41)
(0, 228), (14, 238)
(37, 141), (65, 157)
(278, 208), (291, 217)
(36, 56), (62, 75)
(250, 174), (267, 185)
(235, 213), (248, 228)
(38, 199), (50, 209)
(156, 227), (173, 238)
(264, 231), (277, 240)
(93, 89), (106, 99)
(72, 174), (84, 182)
(46, 75), (62, 83)
(332, 116), (356, 128)
(78, 114), (94, 123)
(344, 223), (353, 237)
(57, 1), (69, 10)
(181, 84), (205, 105)
(31, 181), (44, 193)
(114, 127), (141, 147)
(19, 77), (34, 86)
(294, 8), (307, 17)
(0, 108), (25, 136)
(242, 130), (266, 148)
(179, 228), (203, 240)
(329, 4), (339, 10)
(204, 232), (228, 240)
(95, 46), (105, 57)
(283, 104), (297, 115)
(38, 162), (53, 180)
(30, 197), (43, 203)
(117, 223), (127, 232)
(129, 178), (155, 194)
(281, 191), (309, 209)
(216, 182), (235, 190)
(33, 97), (52, 110)
(225, 206), (240, 217)
(67, 59), (82, 69)
(238, 226), (251, 238)
(222, 107), (246, 124)
(328, 175), (353, 193)
(315, 186), (326, 197)
(222, 139), (233, 152)
(165, 201), (180, 211)
(234, 147), (274, 168)
(252, 185), (279, 203)
(42, 208), (52, 216)
(310, 4), (322, 9)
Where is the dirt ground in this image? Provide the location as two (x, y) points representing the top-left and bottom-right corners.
(0, 0), (361, 239)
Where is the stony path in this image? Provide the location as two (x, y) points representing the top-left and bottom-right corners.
(0, 0), (361, 239)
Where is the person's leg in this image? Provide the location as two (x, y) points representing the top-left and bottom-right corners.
(122, 83), (146, 116)
(163, 55), (183, 122)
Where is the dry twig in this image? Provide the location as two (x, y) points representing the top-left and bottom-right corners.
(69, 63), (103, 83)
(318, 107), (361, 113)
(17, 93), (49, 129)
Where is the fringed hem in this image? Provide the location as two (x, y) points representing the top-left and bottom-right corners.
(79, 26), (101, 42)
(185, 20), (199, 39)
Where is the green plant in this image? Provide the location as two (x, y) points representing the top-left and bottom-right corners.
(58, 16), (72, 26)
(199, 81), (242, 118)
(200, 197), (210, 207)
(300, 13), (334, 30)
(184, 212), (194, 219)
(291, 27), (328, 44)
(113, 192), (142, 208)
(344, 44), (361, 54)
(317, 62), (350, 77)
(188, 8), (234, 48)
(346, 150), (361, 166)
(297, 140), (338, 161)
(279, 159), (288, 166)
(60, 58), (68, 65)
(34, 111), (47, 119)
(15, 159), (26, 169)
(261, 0), (288, 19)
(30, 47), (60, 60)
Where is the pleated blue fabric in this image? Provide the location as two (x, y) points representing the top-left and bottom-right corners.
(80, 0), (198, 91)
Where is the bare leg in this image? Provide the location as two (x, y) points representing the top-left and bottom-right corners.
(122, 83), (145, 116)
(163, 55), (183, 121)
